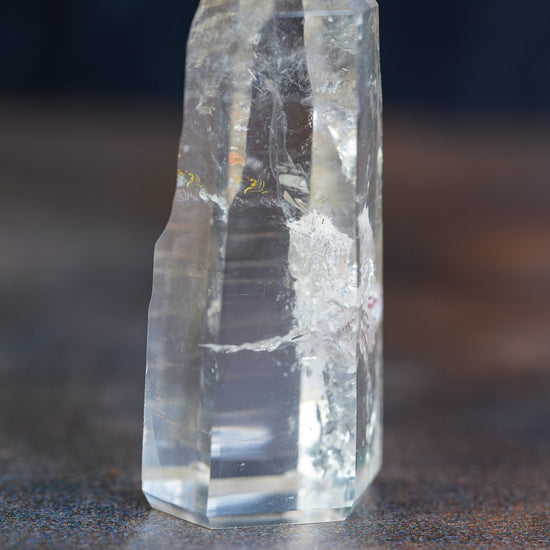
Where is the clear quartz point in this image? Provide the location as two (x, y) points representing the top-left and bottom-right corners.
(142, 0), (382, 528)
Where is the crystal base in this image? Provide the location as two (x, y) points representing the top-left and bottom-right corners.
(145, 492), (352, 529)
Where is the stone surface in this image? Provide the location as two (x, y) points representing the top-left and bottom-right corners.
(142, 0), (382, 528)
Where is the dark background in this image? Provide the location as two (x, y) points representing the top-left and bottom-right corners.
(1, 1), (550, 548)
(2, 0), (550, 112)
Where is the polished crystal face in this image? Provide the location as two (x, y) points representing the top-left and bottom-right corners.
(142, 0), (382, 528)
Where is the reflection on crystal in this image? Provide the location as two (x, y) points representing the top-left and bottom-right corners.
(143, 0), (382, 528)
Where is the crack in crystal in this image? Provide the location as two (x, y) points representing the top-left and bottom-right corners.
(201, 328), (303, 354)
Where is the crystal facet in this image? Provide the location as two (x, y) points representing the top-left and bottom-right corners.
(142, 0), (382, 528)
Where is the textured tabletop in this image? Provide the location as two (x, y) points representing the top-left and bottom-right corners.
(1, 101), (549, 548)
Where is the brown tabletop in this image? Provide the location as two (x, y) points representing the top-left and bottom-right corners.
(1, 100), (549, 548)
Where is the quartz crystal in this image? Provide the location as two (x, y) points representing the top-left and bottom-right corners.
(143, 0), (382, 528)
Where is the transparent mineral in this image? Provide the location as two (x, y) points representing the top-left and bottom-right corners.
(142, 0), (383, 528)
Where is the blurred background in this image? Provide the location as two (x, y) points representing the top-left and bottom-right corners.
(1, 1), (549, 547)
(3, 0), (550, 110)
